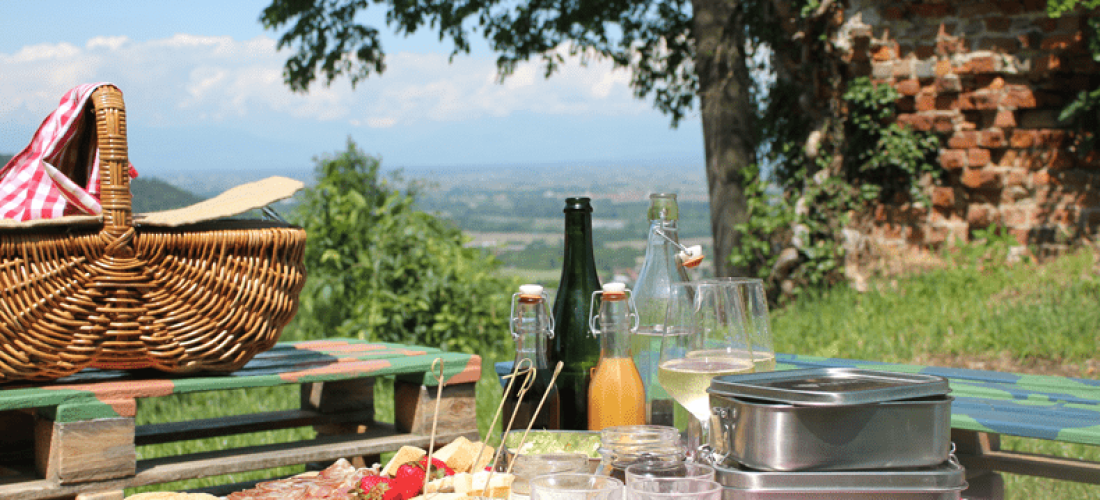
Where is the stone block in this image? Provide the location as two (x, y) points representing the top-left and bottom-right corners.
(932, 187), (956, 208)
(1002, 205), (1033, 226)
(979, 129), (1007, 148)
(896, 79), (921, 95)
(993, 110), (1017, 128)
(1002, 87), (1038, 108)
(1010, 130), (1037, 148)
(948, 131), (979, 149)
(969, 148), (993, 167)
(941, 149), (968, 170)
(967, 204), (999, 227)
(962, 168), (1003, 190)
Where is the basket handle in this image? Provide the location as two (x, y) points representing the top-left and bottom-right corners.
(91, 85), (132, 234)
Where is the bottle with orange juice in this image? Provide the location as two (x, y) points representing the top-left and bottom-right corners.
(587, 282), (646, 430)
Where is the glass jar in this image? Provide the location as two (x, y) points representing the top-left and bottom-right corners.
(508, 452), (590, 500)
(594, 425), (686, 481)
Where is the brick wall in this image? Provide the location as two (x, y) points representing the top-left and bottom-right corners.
(834, 0), (1099, 253)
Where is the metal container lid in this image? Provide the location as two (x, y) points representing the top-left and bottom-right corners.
(714, 457), (966, 492)
(708, 368), (950, 406)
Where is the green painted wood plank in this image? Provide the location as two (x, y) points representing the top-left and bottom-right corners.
(0, 339), (478, 413)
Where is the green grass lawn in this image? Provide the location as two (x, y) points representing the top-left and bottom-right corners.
(130, 247), (1099, 498)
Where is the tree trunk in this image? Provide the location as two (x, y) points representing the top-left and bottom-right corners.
(691, 0), (756, 277)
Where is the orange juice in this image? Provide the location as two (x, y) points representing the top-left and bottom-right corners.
(588, 356), (646, 430)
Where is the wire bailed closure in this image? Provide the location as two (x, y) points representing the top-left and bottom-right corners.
(0, 85), (307, 381)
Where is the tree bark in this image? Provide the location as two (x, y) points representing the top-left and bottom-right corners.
(691, 0), (756, 277)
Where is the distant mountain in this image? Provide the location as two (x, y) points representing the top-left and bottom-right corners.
(0, 154), (12, 167)
(130, 177), (205, 213)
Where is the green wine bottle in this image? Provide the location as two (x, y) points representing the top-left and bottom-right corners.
(550, 197), (602, 430)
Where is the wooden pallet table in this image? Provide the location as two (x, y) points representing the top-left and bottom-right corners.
(0, 339), (482, 500)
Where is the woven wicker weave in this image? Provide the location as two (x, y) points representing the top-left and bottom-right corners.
(0, 85), (307, 382)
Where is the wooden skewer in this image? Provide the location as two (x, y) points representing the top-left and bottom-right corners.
(424, 357), (446, 495)
(473, 357), (534, 474)
(506, 361), (564, 475)
(483, 363), (536, 497)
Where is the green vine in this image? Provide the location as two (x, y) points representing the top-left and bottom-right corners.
(1049, 0), (1100, 156)
(732, 3), (941, 298)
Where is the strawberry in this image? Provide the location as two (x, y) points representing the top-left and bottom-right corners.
(395, 462), (425, 483)
(391, 474), (423, 500)
(357, 475), (396, 500)
(416, 456), (454, 478)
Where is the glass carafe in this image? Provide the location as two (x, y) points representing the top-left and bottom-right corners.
(503, 284), (561, 430)
(632, 193), (691, 425)
(587, 283), (646, 430)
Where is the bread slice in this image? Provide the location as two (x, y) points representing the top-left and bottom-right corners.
(382, 446), (426, 477)
(451, 472), (474, 495)
(425, 475), (455, 494)
(433, 436), (474, 473)
(470, 443), (495, 472)
(467, 470), (514, 497)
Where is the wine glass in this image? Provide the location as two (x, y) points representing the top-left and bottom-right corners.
(530, 473), (623, 500)
(624, 462), (715, 486)
(626, 478), (722, 500)
(706, 278), (775, 372)
(657, 281), (754, 458)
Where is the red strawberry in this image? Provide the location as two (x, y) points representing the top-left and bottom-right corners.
(394, 463), (426, 498)
(417, 457), (454, 478)
(391, 475), (423, 500)
(358, 475), (396, 500)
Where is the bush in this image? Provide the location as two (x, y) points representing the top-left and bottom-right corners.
(287, 138), (519, 358)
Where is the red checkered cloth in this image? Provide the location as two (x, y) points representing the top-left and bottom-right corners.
(0, 82), (137, 221)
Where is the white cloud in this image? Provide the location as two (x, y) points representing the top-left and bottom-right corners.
(86, 36), (129, 51)
(0, 33), (652, 139)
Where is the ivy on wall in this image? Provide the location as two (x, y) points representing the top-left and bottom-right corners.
(732, 0), (940, 300)
(1049, 0), (1100, 157)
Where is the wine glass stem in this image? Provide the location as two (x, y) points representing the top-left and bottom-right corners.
(686, 415), (709, 461)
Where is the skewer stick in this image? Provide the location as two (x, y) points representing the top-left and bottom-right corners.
(473, 357), (534, 473)
(505, 361), (564, 475)
(424, 358), (446, 495)
(483, 363), (536, 497)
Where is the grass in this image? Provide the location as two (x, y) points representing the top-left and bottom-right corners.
(129, 246), (1099, 498)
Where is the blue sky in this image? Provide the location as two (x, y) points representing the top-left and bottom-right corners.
(0, 1), (705, 179)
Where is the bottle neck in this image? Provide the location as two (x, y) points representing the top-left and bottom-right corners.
(561, 208), (598, 283)
(597, 297), (633, 358)
(514, 300), (551, 367)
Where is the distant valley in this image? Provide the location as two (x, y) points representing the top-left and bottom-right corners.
(1, 155), (715, 285)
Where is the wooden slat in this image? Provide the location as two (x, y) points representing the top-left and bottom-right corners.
(0, 424), (479, 500)
(131, 424), (476, 487)
(957, 449), (1100, 484)
(135, 408), (376, 446)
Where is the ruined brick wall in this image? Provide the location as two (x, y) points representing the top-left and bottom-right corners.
(834, 0), (1099, 253)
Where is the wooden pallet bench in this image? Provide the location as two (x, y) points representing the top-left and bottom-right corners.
(0, 339), (482, 500)
(777, 354), (1100, 499)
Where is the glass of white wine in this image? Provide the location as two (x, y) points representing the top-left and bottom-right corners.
(705, 278), (775, 372)
(657, 281), (754, 458)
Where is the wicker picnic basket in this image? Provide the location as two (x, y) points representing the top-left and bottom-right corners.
(0, 85), (307, 382)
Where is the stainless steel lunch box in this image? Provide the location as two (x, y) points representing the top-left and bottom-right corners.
(708, 368), (953, 471)
(715, 456), (968, 500)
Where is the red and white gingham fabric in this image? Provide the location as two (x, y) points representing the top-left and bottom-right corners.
(0, 82), (137, 221)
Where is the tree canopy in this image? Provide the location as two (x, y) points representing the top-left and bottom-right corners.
(261, 0), (698, 124)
